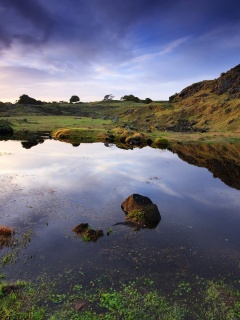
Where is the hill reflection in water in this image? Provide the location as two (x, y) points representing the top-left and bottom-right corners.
(170, 143), (240, 190)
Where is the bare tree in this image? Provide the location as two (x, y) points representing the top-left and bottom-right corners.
(103, 94), (115, 101)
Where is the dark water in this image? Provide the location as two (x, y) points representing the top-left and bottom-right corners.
(0, 140), (240, 290)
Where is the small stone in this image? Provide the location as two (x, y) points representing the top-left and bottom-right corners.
(72, 299), (88, 312)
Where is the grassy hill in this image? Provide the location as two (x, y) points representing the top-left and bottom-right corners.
(0, 64), (240, 144)
(169, 64), (240, 132)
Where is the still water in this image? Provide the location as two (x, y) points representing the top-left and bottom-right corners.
(0, 140), (240, 289)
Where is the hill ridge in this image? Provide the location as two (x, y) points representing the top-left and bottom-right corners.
(173, 64), (240, 101)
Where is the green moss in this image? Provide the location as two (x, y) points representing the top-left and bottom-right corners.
(127, 209), (145, 223)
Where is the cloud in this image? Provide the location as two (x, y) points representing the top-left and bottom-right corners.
(0, 0), (54, 49)
(130, 36), (191, 64)
(1, 0), (239, 59)
(0, 0), (240, 101)
(198, 23), (240, 49)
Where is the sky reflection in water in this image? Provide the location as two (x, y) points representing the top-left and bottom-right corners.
(0, 140), (240, 286)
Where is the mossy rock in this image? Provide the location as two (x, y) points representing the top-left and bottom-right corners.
(121, 194), (153, 213)
(0, 226), (15, 248)
(72, 223), (103, 242)
(121, 194), (161, 229)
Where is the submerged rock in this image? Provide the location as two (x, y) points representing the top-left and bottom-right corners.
(0, 225), (15, 249)
(72, 299), (88, 312)
(72, 223), (103, 242)
(73, 223), (89, 234)
(0, 225), (14, 237)
(121, 194), (153, 213)
(121, 194), (161, 229)
(2, 285), (22, 295)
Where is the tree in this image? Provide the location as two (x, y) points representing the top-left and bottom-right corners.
(70, 95), (80, 103)
(103, 94), (114, 101)
(121, 94), (140, 102)
(17, 94), (42, 105)
(144, 98), (152, 104)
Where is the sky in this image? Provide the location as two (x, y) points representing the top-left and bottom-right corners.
(0, 0), (239, 103)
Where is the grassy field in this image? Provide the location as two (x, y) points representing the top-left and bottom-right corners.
(1, 97), (240, 145)
(3, 115), (111, 135)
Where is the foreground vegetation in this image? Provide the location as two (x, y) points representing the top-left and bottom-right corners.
(1, 274), (240, 320)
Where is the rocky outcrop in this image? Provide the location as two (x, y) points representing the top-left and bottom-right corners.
(213, 65), (240, 97)
(177, 81), (211, 100)
(172, 64), (240, 101)
(121, 194), (161, 229)
(72, 223), (103, 242)
(165, 120), (208, 133)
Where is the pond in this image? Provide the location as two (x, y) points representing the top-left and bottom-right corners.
(0, 139), (240, 293)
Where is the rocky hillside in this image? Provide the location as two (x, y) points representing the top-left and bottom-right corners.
(172, 64), (240, 101)
(164, 64), (240, 132)
(113, 64), (240, 134)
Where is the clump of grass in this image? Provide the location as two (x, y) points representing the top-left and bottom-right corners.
(154, 137), (169, 148)
(125, 132), (150, 145)
(99, 282), (185, 320)
(111, 128), (152, 146)
(193, 280), (240, 320)
(0, 280), (47, 320)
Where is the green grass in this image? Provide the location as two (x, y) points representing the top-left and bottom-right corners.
(0, 279), (46, 320)
(1, 96), (240, 145)
(0, 275), (239, 320)
(8, 116), (111, 134)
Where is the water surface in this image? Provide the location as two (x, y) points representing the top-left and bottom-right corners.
(0, 140), (240, 290)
